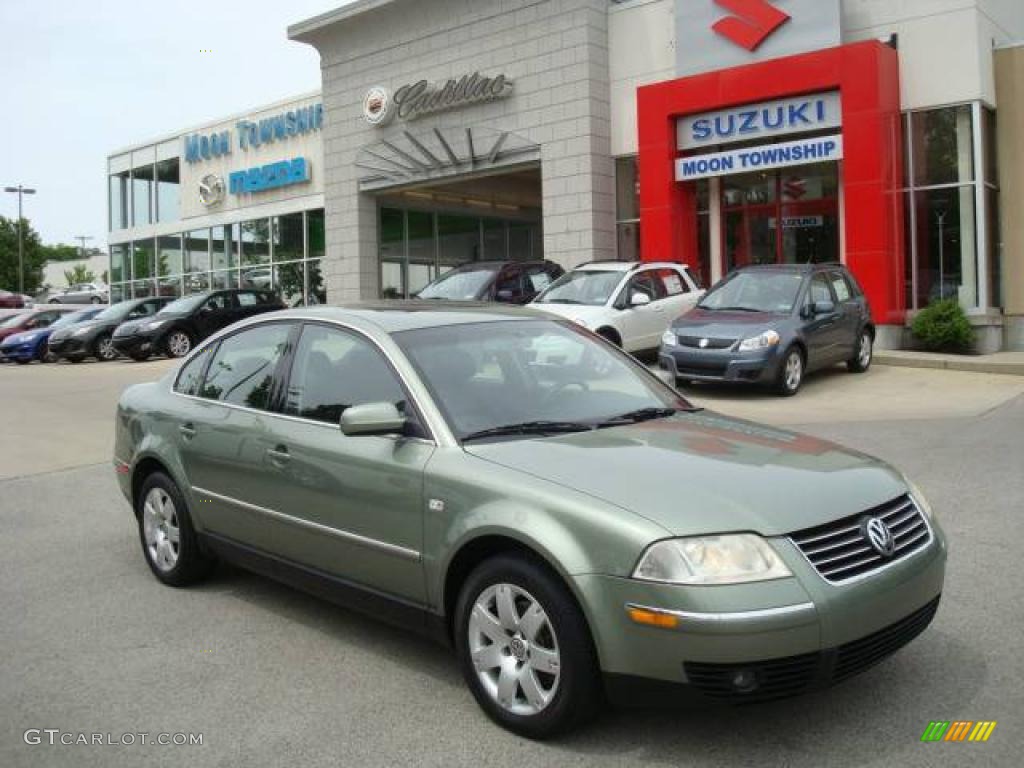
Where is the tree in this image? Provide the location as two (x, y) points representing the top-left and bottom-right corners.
(0, 215), (45, 295)
(64, 263), (97, 285)
(39, 243), (82, 263)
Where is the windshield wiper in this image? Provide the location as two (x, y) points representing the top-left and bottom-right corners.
(462, 421), (594, 442)
(597, 407), (682, 427)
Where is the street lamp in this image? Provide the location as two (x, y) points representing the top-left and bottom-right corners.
(4, 184), (37, 294)
(75, 235), (94, 259)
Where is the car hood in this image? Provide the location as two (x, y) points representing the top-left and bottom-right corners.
(671, 307), (787, 339)
(532, 303), (613, 328)
(465, 412), (907, 537)
(1, 329), (47, 345)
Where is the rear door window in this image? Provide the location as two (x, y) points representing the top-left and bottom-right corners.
(199, 323), (292, 410)
(808, 275), (835, 306)
(657, 268), (689, 296)
(829, 272), (853, 303)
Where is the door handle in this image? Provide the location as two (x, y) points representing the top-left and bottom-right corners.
(179, 423), (197, 440)
(267, 446), (291, 466)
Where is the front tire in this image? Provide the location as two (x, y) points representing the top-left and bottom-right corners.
(775, 347), (805, 397)
(94, 333), (118, 362)
(848, 330), (873, 373)
(91, 296), (103, 304)
(136, 472), (214, 587)
(165, 330), (193, 359)
(454, 555), (601, 739)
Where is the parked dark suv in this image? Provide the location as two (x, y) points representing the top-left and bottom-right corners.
(112, 289), (284, 361)
(416, 260), (564, 304)
(660, 264), (874, 396)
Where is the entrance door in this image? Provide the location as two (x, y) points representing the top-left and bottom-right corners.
(722, 162), (840, 272)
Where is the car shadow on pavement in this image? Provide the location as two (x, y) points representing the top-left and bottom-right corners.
(677, 364), (854, 401)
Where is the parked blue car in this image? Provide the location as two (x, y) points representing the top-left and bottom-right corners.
(0, 307), (105, 364)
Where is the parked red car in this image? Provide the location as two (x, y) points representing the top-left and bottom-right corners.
(0, 308), (73, 344)
(0, 290), (26, 309)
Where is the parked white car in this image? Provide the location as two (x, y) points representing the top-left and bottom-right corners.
(531, 261), (704, 352)
(48, 283), (109, 305)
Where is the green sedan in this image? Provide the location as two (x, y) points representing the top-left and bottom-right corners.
(114, 304), (947, 738)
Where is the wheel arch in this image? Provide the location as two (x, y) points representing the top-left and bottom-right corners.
(595, 326), (622, 347)
(131, 455), (174, 516)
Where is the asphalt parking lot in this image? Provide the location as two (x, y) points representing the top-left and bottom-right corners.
(1, 357), (1022, 767)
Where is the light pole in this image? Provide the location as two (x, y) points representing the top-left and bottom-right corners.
(4, 184), (37, 294)
(75, 235), (94, 259)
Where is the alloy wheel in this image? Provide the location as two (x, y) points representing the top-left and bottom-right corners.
(468, 584), (561, 717)
(142, 488), (180, 573)
(858, 333), (872, 368)
(785, 352), (803, 392)
(97, 336), (117, 361)
(167, 331), (192, 358)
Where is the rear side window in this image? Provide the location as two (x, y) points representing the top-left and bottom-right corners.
(657, 268), (690, 296)
(808, 275), (834, 305)
(284, 325), (408, 425)
(237, 292), (259, 307)
(199, 324), (292, 410)
(525, 265), (554, 294)
(829, 272), (853, 302)
(174, 345), (215, 396)
(205, 294), (232, 312)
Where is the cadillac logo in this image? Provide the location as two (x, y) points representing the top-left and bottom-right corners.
(862, 517), (896, 558)
(363, 86), (394, 126)
(198, 174), (225, 207)
(699, 338), (710, 349)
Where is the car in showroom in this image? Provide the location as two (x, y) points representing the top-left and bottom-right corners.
(48, 282), (110, 305)
(660, 263), (875, 396)
(0, 307), (76, 349)
(0, 306), (105, 364)
(416, 260), (564, 304)
(532, 261), (704, 353)
(114, 304), (945, 738)
(112, 289), (284, 361)
(48, 297), (173, 363)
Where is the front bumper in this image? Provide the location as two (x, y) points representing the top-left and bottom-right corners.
(111, 333), (158, 356)
(575, 521), (947, 702)
(659, 344), (783, 384)
(47, 336), (88, 359)
(0, 341), (37, 362)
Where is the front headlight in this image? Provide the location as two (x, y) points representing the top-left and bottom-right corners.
(737, 330), (781, 352)
(661, 330), (678, 348)
(143, 319), (168, 331)
(906, 478), (936, 520)
(633, 534), (792, 585)
(72, 326), (92, 337)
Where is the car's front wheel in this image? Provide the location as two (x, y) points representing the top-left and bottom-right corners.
(165, 330), (193, 359)
(775, 347), (805, 396)
(848, 330), (873, 373)
(94, 334), (118, 362)
(91, 296), (103, 304)
(136, 472), (214, 587)
(454, 554), (601, 739)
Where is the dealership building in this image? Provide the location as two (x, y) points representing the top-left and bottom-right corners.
(108, 0), (1024, 350)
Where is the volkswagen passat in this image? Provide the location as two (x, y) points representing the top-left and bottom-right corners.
(115, 304), (946, 738)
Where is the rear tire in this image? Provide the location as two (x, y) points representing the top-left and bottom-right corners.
(91, 296), (102, 304)
(847, 330), (873, 373)
(454, 554), (602, 739)
(165, 330), (193, 359)
(775, 347), (805, 397)
(136, 472), (215, 587)
(94, 333), (118, 362)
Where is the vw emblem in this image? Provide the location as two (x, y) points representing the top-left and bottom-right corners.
(198, 174), (225, 207)
(363, 86), (394, 126)
(699, 338), (710, 349)
(862, 517), (895, 558)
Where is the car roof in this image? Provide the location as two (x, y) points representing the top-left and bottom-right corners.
(736, 263), (844, 274)
(572, 261), (691, 273)
(267, 302), (549, 334)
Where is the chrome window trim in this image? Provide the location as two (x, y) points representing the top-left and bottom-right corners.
(788, 497), (935, 586)
(192, 485), (421, 562)
(168, 313), (449, 446)
(625, 601), (817, 633)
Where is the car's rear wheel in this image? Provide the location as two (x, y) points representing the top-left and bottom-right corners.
(454, 555), (601, 739)
(775, 347), (805, 397)
(90, 296), (102, 304)
(136, 472), (214, 587)
(848, 330), (873, 373)
(165, 330), (193, 359)
(94, 334), (118, 362)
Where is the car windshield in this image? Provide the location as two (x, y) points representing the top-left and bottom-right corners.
(51, 310), (96, 329)
(698, 271), (805, 314)
(534, 270), (623, 306)
(94, 301), (141, 322)
(0, 312), (32, 329)
(394, 319), (693, 441)
(159, 295), (207, 315)
(417, 266), (496, 301)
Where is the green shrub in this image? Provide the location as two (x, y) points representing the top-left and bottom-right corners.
(911, 299), (974, 352)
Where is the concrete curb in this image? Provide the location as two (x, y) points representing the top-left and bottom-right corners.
(875, 351), (1024, 377)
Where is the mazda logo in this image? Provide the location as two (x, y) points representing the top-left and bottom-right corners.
(862, 517), (896, 558)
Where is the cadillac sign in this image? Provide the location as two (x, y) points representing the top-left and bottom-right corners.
(363, 72), (513, 126)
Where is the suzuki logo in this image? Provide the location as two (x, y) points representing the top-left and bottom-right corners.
(712, 0), (791, 52)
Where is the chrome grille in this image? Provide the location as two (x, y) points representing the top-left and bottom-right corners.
(790, 495), (932, 583)
(676, 336), (736, 350)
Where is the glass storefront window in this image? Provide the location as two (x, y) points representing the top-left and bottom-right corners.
(132, 241), (154, 280)
(156, 158), (180, 223)
(910, 105), (974, 187)
(408, 211), (435, 296)
(110, 244), (127, 283)
(132, 165), (154, 227)
(275, 262), (305, 308)
(307, 209), (326, 260)
(912, 186), (977, 308)
(241, 219), (271, 266)
(273, 213), (304, 263)
(617, 222), (640, 263)
(109, 172), (130, 231)
(132, 280), (154, 298)
(185, 272), (210, 294)
(157, 277), (182, 298)
(211, 270), (238, 292)
(185, 229), (210, 274)
(483, 219), (507, 261)
(157, 235), (183, 277)
(508, 223), (534, 261)
(110, 285), (125, 304)
(380, 207), (405, 299)
(308, 260), (326, 305)
(616, 157), (640, 222)
(438, 214), (480, 267)
(211, 225), (236, 272)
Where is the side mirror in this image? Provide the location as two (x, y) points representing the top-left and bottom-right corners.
(495, 289), (515, 303)
(813, 300), (836, 316)
(340, 402), (406, 437)
(630, 292), (652, 308)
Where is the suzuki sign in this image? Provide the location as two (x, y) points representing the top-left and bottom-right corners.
(678, 91), (841, 149)
(676, 0), (842, 77)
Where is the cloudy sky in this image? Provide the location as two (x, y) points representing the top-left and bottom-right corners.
(0, 0), (349, 249)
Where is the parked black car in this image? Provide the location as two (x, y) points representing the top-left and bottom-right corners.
(48, 297), (173, 363)
(415, 260), (564, 304)
(660, 264), (875, 396)
(112, 289), (285, 361)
